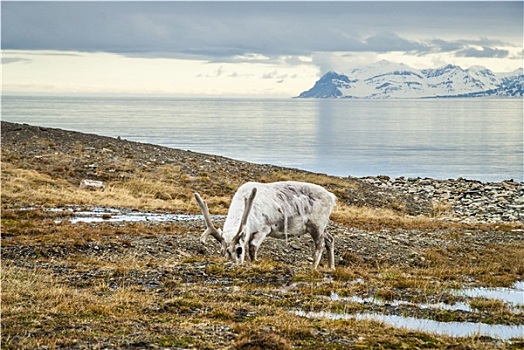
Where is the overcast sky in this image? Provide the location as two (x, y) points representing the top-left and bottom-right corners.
(2, 1), (523, 97)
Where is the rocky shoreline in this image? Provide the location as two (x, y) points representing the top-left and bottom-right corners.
(360, 176), (524, 224)
(2, 121), (523, 224)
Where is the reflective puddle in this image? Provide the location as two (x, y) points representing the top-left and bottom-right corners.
(50, 207), (225, 224)
(331, 280), (524, 313)
(294, 281), (524, 339)
(336, 294), (476, 313)
(292, 310), (524, 340)
(455, 281), (524, 306)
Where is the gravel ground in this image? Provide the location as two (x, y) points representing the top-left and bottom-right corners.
(2, 121), (524, 348)
(2, 120), (523, 272)
(2, 120), (524, 271)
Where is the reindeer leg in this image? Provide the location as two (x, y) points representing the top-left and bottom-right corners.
(248, 243), (258, 262)
(247, 231), (259, 261)
(248, 227), (270, 261)
(325, 232), (335, 270)
(308, 223), (324, 270)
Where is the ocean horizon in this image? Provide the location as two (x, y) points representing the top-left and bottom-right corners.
(2, 95), (523, 182)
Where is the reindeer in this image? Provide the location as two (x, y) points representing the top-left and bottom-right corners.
(194, 181), (336, 270)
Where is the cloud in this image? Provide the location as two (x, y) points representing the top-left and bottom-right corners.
(2, 1), (521, 80)
(509, 49), (524, 61)
(426, 39), (465, 54)
(411, 38), (515, 60)
(2, 57), (32, 64)
(195, 66), (226, 78)
(363, 33), (429, 53)
(261, 70), (289, 83)
(456, 46), (509, 58)
(2, 2), (521, 60)
(1, 51), (82, 65)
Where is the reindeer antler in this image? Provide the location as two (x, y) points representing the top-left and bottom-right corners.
(232, 187), (257, 246)
(194, 193), (225, 245)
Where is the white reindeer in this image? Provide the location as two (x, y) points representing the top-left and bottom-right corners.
(194, 181), (336, 270)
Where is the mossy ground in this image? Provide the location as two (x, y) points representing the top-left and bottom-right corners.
(2, 122), (523, 349)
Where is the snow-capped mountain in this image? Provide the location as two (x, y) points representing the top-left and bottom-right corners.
(297, 61), (523, 98)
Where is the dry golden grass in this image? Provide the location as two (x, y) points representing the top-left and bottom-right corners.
(3, 230), (522, 350)
(1, 260), (513, 350)
(333, 204), (424, 227)
(431, 199), (453, 218)
(5, 161), (524, 239)
(332, 202), (455, 231)
(469, 297), (508, 312)
(260, 169), (358, 188)
(419, 242), (524, 286)
(5, 161), (508, 232)
(2, 129), (524, 349)
(2, 266), (156, 319)
(333, 201), (524, 232)
(1, 163), (197, 212)
(1, 265), (166, 348)
(0, 161), (382, 224)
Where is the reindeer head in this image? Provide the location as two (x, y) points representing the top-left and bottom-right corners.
(194, 188), (257, 263)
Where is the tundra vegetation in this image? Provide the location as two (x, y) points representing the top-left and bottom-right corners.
(1, 122), (524, 349)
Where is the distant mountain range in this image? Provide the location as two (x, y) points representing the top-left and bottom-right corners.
(296, 60), (523, 99)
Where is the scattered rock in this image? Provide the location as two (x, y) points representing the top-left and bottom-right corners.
(2, 121), (522, 224)
(359, 176), (524, 223)
(79, 179), (105, 191)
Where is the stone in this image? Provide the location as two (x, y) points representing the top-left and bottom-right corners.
(79, 179), (105, 191)
(359, 175), (523, 224)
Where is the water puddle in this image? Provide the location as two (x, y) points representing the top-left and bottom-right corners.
(292, 310), (524, 340)
(330, 280), (523, 312)
(49, 207), (225, 224)
(454, 281), (524, 306)
(336, 294), (476, 313)
(293, 281), (524, 339)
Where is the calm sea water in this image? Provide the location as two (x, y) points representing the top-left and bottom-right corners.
(2, 95), (523, 182)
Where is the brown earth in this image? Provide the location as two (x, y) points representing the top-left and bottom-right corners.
(2, 121), (524, 349)
(3, 121), (522, 268)
(1, 121), (431, 214)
